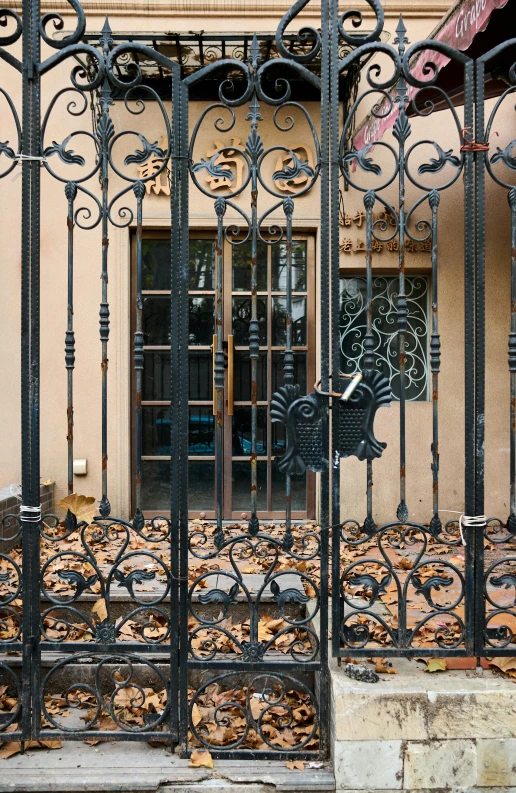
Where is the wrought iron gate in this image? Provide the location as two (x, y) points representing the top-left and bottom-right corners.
(0, 0), (515, 759)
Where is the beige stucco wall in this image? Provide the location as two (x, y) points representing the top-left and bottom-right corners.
(0, 1), (513, 525)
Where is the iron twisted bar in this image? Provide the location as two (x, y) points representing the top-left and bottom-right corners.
(98, 19), (113, 519)
(214, 196), (226, 547)
(282, 195), (294, 547)
(363, 189), (376, 535)
(429, 189), (442, 535)
(394, 18), (409, 525)
(65, 181), (77, 495)
(133, 179), (145, 514)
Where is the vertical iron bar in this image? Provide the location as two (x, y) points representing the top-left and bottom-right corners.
(214, 197), (226, 547)
(178, 78), (190, 753)
(65, 183), (77, 495)
(363, 191), (376, 534)
(169, 65), (181, 744)
(133, 181), (145, 515)
(429, 191), (442, 535)
(472, 57), (483, 656)
(246, 58), (262, 536)
(98, 20), (113, 518)
(283, 196), (294, 549)
(508, 188), (516, 530)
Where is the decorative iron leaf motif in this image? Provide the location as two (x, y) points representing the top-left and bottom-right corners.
(199, 582), (239, 618)
(342, 144), (382, 176)
(392, 113), (411, 145)
(348, 573), (391, 605)
(241, 641), (267, 662)
(396, 501), (409, 522)
(490, 573), (516, 590)
(247, 513), (260, 536)
(191, 152), (233, 181)
(57, 569), (98, 598)
(363, 515), (377, 536)
(271, 384), (327, 474)
(272, 151), (314, 183)
(132, 508), (145, 532)
(65, 508), (78, 533)
(491, 140), (516, 170)
(0, 141), (15, 159)
(418, 143), (460, 174)
(245, 127), (264, 161)
(507, 513), (516, 534)
(124, 134), (165, 166)
(337, 370), (391, 461)
(43, 135), (85, 166)
(113, 568), (156, 598)
(411, 574), (453, 607)
(96, 114), (115, 144)
(429, 514), (443, 536)
(270, 579), (310, 610)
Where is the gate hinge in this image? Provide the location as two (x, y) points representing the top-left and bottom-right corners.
(23, 60), (36, 81)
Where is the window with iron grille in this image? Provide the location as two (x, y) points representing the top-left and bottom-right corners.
(339, 275), (430, 402)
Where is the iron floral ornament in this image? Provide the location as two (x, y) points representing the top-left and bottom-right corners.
(271, 370), (392, 474)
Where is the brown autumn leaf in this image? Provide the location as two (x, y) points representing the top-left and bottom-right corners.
(191, 703), (203, 727)
(0, 742), (21, 759)
(38, 740), (62, 750)
(59, 494), (97, 525)
(399, 557), (413, 570)
(188, 750), (214, 768)
(286, 760), (305, 771)
(489, 657), (516, 674)
(91, 598), (108, 622)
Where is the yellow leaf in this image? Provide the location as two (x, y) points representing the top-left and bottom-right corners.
(41, 479), (53, 487)
(91, 598), (108, 622)
(188, 750), (213, 768)
(425, 658), (447, 673)
(59, 493), (97, 525)
(286, 760), (305, 771)
(191, 703), (203, 727)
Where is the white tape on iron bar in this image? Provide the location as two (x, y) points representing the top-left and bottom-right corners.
(20, 505), (42, 523)
(438, 510), (486, 545)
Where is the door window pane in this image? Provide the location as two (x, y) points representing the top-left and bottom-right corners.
(189, 351), (213, 401)
(272, 296), (307, 346)
(189, 461), (214, 511)
(143, 296), (170, 345)
(189, 239), (215, 290)
(142, 407), (171, 455)
(232, 461), (267, 511)
(340, 275), (429, 401)
(141, 460), (170, 511)
(232, 407), (267, 455)
(233, 352), (267, 401)
(189, 407), (215, 455)
(189, 296), (214, 345)
(271, 240), (307, 292)
(142, 240), (171, 290)
(271, 465), (307, 511)
(232, 297), (267, 345)
(143, 351), (170, 401)
(232, 241), (267, 291)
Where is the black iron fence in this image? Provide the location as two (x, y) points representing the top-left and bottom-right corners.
(0, 0), (515, 760)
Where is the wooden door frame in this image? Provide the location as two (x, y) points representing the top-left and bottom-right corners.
(131, 229), (316, 521)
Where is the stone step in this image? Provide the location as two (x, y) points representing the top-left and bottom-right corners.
(0, 741), (335, 792)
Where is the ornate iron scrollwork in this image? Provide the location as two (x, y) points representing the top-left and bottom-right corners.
(271, 369), (391, 473)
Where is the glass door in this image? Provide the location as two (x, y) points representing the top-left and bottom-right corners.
(136, 232), (315, 520)
(223, 236), (315, 520)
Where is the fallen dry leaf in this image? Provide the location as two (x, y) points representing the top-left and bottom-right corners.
(489, 657), (516, 674)
(91, 598), (108, 622)
(59, 493), (97, 525)
(191, 703), (203, 727)
(0, 742), (21, 759)
(425, 658), (447, 673)
(188, 750), (214, 768)
(286, 760), (305, 770)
